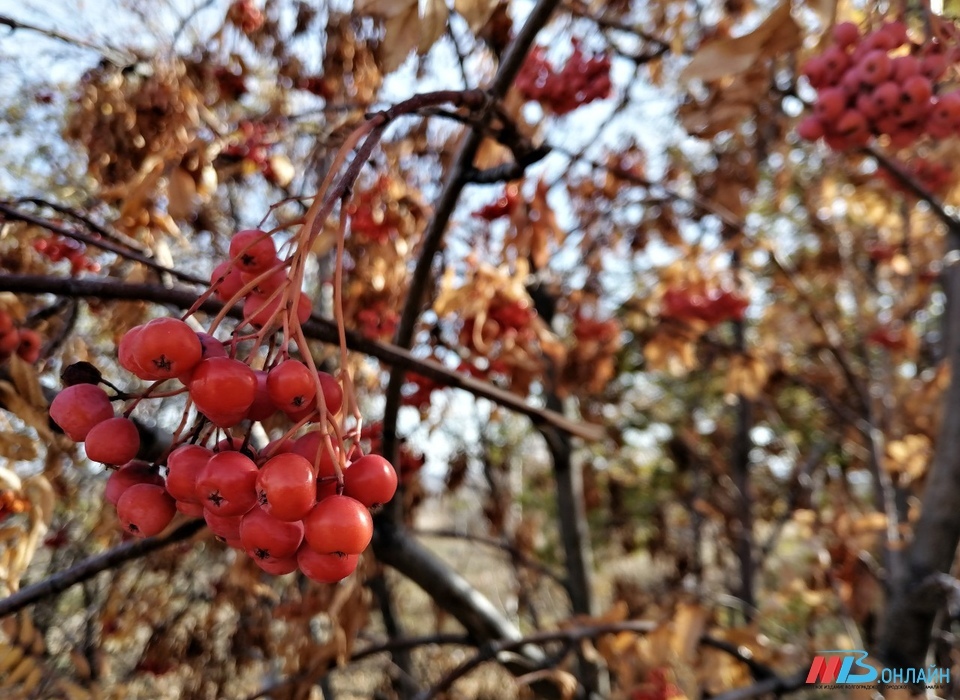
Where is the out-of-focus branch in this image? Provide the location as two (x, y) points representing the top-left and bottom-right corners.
(0, 519), (205, 618)
(0, 13), (133, 64)
(0, 201), (207, 286)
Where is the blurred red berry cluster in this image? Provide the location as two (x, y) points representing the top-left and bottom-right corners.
(516, 40), (613, 115)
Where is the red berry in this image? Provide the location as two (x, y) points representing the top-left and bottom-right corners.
(796, 116), (825, 141)
(85, 416), (141, 465)
(188, 357), (258, 427)
(118, 326), (145, 375)
(240, 506), (304, 559)
(243, 291), (312, 328)
(815, 87), (847, 121)
(15, 329), (41, 363)
(241, 266), (286, 295)
(105, 460), (164, 506)
(131, 318), (203, 381)
(246, 370), (277, 422)
(343, 455), (398, 508)
(195, 451), (259, 516)
(297, 548), (358, 583)
(292, 431), (340, 488)
(117, 484), (176, 538)
(255, 555), (299, 575)
(256, 453), (316, 521)
(177, 333), (227, 384)
(176, 500), (205, 517)
(858, 50), (891, 86)
(0, 329), (20, 357)
(302, 495), (373, 554)
(267, 360), (317, 414)
(210, 261), (245, 302)
(832, 21), (860, 48)
(50, 383), (114, 442)
(165, 444), (212, 503)
(203, 509), (243, 539)
(229, 229), (277, 274)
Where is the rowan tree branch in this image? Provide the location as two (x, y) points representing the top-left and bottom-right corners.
(0, 519), (205, 618)
(0, 274), (600, 441)
(0, 201), (207, 286)
(380, 0), (565, 488)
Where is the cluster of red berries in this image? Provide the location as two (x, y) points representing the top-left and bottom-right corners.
(516, 39), (613, 115)
(227, 0), (265, 35)
(473, 185), (521, 221)
(48, 228), (399, 583)
(222, 120), (284, 184)
(346, 176), (403, 244)
(660, 287), (748, 326)
(32, 234), (100, 274)
(0, 311), (42, 364)
(798, 20), (960, 150)
(877, 156), (954, 195)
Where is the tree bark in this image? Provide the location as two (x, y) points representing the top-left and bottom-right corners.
(879, 230), (960, 668)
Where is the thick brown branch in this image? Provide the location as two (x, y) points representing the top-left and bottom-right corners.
(0, 519), (205, 618)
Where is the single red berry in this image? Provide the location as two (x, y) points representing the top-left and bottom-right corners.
(229, 229), (277, 274)
(118, 326), (146, 375)
(195, 450), (259, 516)
(796, 116), (825, 141)
(255, 554), (299, 575)
(292, 431), (340, 488)
(0, 329), (20, 357)
(188, 357), (258, 427)
(240, 506), (304, 559)
(256, 453), (316, 521)
(210, 261), (245, 302)
(267, 360), (317, 413)
(343, 454), (398, 509)
(117, 484), (176, 538)
(131, 318), (203, 381)
(85, 417), (141, 465)
(302, 495), (373, 555)
(165, 444), (212, 503)
(105, 460), (164, 506)
(832, 21), (859, 48)
(241, 265), (286, 295)
(246, 369), (277, 422)
(177, 333), (227, 384)
(243, 291), (312, 329)
(297, 548), (358, 583)
(15, 329), (41, 363)
(176, 500), (205, 518)
(50, 383), (114, 442)
(203, 509), (243, 539)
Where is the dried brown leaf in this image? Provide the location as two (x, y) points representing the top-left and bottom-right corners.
(454, 0), (499, 32)
(419, 0), (449, 53)
(680, 2), (801, 82)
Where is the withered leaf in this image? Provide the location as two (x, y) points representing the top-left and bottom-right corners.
(680, 2), (801, 82)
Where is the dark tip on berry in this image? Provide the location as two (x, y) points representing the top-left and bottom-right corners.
(207, 492), (224, 507)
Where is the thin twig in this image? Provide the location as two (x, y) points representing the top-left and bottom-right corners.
(0, 201), (206, 286)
